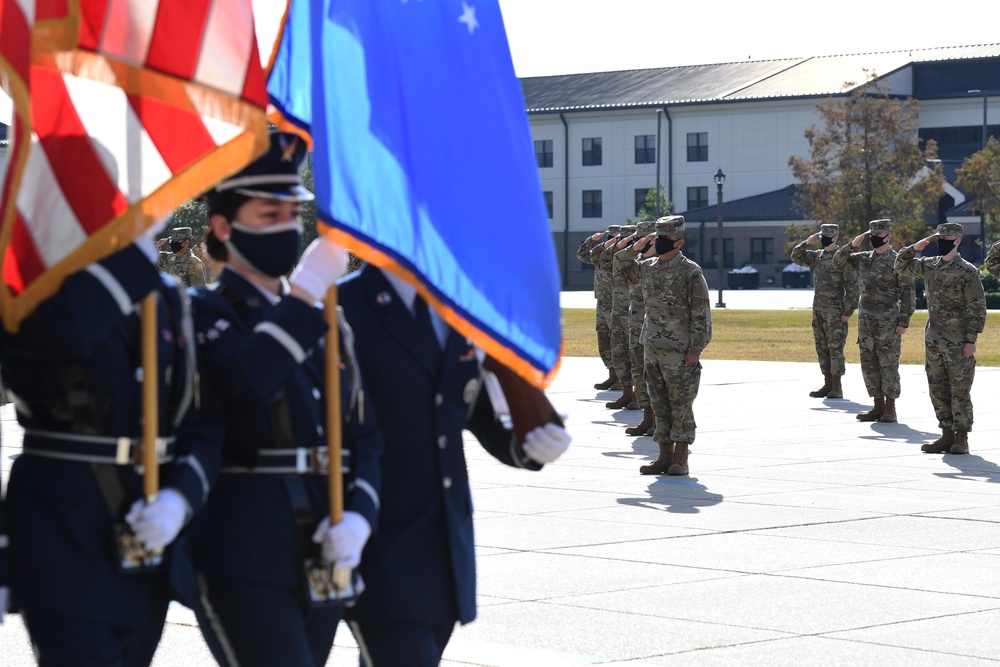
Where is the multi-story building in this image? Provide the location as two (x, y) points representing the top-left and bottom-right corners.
(524, 44), (1000, 288)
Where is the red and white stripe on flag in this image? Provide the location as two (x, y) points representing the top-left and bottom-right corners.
(0, 0), (270, 331)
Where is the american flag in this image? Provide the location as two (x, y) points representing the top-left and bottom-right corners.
(0, 0), (270, 330)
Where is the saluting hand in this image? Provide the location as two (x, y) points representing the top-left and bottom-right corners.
(807, 233), (821, 245)
(914, 234), (939, 252)
(852, 232), (869, 248)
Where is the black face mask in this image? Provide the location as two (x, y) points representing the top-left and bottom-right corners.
(869, 235), (887, 249)
(937, 238), (957, 257)
(169, 241), (185, 253)
(227, 220), (303, 278)
(820, 235), (834, 248)
(655, 236), (679, 255)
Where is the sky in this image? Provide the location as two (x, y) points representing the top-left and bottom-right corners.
(496, 0), (1000, 77)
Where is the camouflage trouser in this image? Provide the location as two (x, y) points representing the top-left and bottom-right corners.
(857, 314), (902, 398)
(629, 325), (649, 409)
(596, 309), (613, 368)
(925, 329), (976, 432)
(645, 347), (701, 444)
(812, 310), (848, 376)
(610, 313), (631, 386)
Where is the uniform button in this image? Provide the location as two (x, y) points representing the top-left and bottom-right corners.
(312, 388), (321, 400)
(437, 435), (447, 449)
(434, 393), (444, 406)
(442, 476), (452, 489)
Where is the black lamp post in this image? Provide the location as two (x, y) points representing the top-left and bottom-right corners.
(714, 168), (726, 308)
(969, 89), (992, 256)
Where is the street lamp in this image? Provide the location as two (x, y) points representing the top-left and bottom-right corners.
(969, 89), (993, 256)
(714, 168), (726, 308)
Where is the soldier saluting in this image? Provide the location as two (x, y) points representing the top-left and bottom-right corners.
(157, 226), (209, 287)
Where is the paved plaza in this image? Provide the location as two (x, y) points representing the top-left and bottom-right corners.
(3, 289), (1000, 664)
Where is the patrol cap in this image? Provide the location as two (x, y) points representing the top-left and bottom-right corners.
(214, 132), (315, 202)
(654, 215), (685, 235)
(607, 224), (622, 234)
(936, 222), (964, 237)
(620, 225), (637, 235)
(820, 223), (839, 236)
(170, 226), (193, 241)
(868, 219), (891, 233)
(636, 221), (656, 236)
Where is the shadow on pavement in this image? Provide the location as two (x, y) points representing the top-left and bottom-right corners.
(861, 421), (939, 445)
(617, 477), (724, 514)
(812, 398), (870, 414)
(936, 452), (1000, 484)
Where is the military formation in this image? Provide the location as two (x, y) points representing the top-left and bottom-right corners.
(0, 132), (572, 667)
(583, 215), (991, 473)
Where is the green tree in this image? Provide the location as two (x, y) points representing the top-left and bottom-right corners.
(956, 136), (1000, 245)
(786, 72), (944, 252)
(169, 198), (209, 241)
(626, 185), (673, 223)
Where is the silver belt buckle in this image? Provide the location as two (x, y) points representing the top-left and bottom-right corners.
(310, 447), (330, 475)
(115, 438), (133, 466)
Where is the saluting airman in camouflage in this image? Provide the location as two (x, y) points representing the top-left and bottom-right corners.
(157, 226), (208, 287)
(615, 215), (711, 476)
(602, 225), (639, 410)
(983, 239), (1000, 278)
(790, 223), (859, 399)
(613, 220), (657, 435)
(895, 223), (986, 455)
(833, 219), (915, 423)
(577, 225), (621, 390)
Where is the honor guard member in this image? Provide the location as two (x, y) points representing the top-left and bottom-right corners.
(577, 225), (621, 390)
(157, 226), (209, 287)
(603, 225), (640, 410)
(339, 265), (572, 667)
(614, 220), (657, 435)
(895, 223), (986, 455)
(790, 223), (859, 399)
(614, 216), (711, 476)
(834, 220), (915, 422)
(190, 133), (383, 667)
(0, 239), (220, 666)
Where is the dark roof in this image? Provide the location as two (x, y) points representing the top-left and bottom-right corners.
(681, 185), (804, 222)
(522, 44), (1000, 112)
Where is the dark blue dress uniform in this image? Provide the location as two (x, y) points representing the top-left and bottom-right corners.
(339, 265), (544, 667)
(0, 245), (221, 666)
(190, 267), (382, 667)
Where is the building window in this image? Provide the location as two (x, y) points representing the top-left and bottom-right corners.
(687, 186), (708, 210)
(535, 140), (553, 168)
(634, 135), (655, 164)
(708, 238), (734, 269)
(582, 190), (602, 218)
(543, 191), (553, 219)
(582, 137), (602, 166)
(750, 238), (774, 263)
(634, 188), (650, 216)
(687, 132), (708, 162)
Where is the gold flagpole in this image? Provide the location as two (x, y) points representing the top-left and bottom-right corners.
(141, 292), (159, 503)
(324, 285), (350, 590)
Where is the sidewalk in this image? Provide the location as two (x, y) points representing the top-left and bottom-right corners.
(561, 288), (815, 311)
(4, 357), (1000, 665)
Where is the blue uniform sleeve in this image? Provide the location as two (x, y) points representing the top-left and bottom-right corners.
(193, 290), (328, 404)
(345, 378), (383, 529)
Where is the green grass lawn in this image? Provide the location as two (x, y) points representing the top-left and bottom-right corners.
(562, 309), (1000, 366)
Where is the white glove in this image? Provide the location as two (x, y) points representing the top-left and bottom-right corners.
(0, 586), (8, 625)
(290, 237), (349, 302)
(311, 511), (371, 570)
(124, 488), (191, 550)
(134, 215), (172, 264)
(523, 423), (571, 464)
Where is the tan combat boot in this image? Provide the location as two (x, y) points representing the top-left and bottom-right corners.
(809, 373), (832, 398)
(950, 431), (969, 455)
(606, 384), (638, 410)
(645, 421), (656, 436)
(921, 427), (954, 453)
(594, 368), (619, 390)
(879, 398), (897, 423)
(857, 396), (885, 421)
(639, 442), (673, 475)
(625, 406), (655, 435)
(826, 375), (843, 399)
(668, 443), (690, 475)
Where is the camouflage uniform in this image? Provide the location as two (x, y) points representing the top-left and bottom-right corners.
(833, 220), (915, 403)
(895, 223), (986, 444)
(622, 221), (657, 413)
(577, 225), (619, 372)
(603, 225), (636, 399)
(157, 227), (208, 287)
(790, 224), (858, 395)
(617, 216), (711, 475)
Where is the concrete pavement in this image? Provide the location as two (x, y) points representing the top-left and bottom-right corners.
(561, 287), (815, 311)
(4, 354), (1000, 665)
